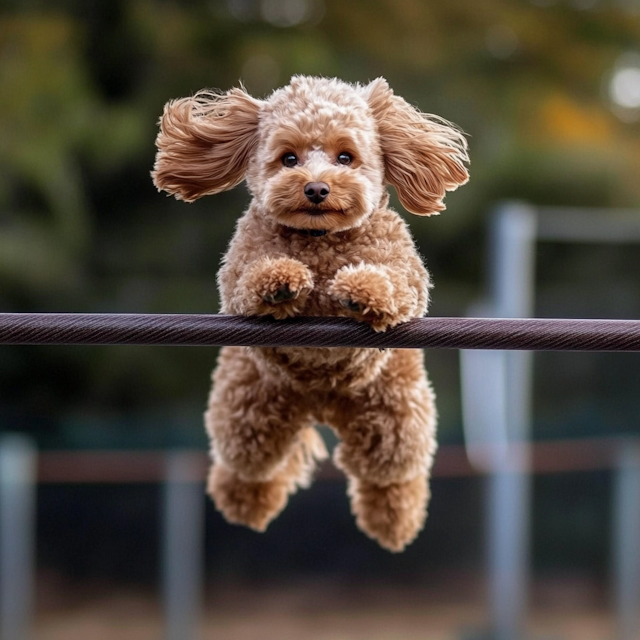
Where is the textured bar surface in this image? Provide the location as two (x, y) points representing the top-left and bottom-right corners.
(0, 313), (639, 351)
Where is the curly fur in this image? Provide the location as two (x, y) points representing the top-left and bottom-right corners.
(152, 76), (468, 551)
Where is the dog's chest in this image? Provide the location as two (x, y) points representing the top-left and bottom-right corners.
(277, 232), (369, 314)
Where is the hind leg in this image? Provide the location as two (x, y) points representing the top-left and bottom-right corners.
(205, 347), (326, 530)
(208, 427), (327, 531)
(346, 474), (430, 552)
(329, 349), (437, 551)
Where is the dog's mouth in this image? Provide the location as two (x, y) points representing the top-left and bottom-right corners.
(274, 203), (365, 234)
(295, 207), (345, 217)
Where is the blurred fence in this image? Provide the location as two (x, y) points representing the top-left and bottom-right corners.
(2, 436), (640, 640)
(461, 202), (640, 640)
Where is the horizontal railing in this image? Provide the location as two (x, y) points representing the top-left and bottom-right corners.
(32, 437), (637, 483)
(0, 313), (639, 350)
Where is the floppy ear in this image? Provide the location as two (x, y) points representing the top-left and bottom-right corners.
(363, 78), (469, 215)
(152, 87), (262, 202)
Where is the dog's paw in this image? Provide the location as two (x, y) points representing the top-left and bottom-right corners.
(328, 264), (399, 332)
(208, 464), (289, 532)
(240, 256), (314, 319)
(347, 475), (429, 552)
(263, 283), (298, 304)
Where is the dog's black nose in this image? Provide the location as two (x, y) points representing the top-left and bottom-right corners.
(304, 182), (330, 204)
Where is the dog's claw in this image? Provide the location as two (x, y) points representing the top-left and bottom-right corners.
(340, 298), (365, 313)
(263, 284), (298, 304)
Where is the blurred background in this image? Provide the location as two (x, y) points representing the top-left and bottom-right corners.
(1, 0), (640, 638)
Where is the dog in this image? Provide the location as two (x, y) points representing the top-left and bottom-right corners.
(152, 76), (468, 551)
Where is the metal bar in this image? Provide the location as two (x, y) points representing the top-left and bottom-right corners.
(37, 451), (187, 484)
(460, 348), (509, 472)
(30, 439), (629, 484)
(613, 443), (640, 640)
(486, 467), (532, 640)
(0, 314), (639, 351)
(485, 202), (537, 640)
(162, 452), (204, 640)
(537, 207), (640, 243)
(0, 434), (37, 640)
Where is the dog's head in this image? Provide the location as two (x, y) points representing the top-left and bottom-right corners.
(152, 76), (469, 232)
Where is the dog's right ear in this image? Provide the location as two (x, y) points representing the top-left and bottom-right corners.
(152, 88), (262, 202)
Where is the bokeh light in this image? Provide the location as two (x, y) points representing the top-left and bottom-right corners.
(485, 25), (519, 59)
(609, 52), (640, 121)
(260, 0), (323, 27)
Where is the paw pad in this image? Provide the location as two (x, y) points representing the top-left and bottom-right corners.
(339, 298), (365, 313)
(263, 284), (298, 304)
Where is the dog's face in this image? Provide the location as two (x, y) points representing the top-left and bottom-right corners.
(245, 78), (384, 232)
(152, 76), (469, 228)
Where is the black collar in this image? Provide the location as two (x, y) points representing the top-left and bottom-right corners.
(293, 228), (327, 237)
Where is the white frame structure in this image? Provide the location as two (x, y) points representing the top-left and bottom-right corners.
(461, 202), (640, 640)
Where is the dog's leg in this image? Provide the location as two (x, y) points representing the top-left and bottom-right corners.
(328, 262), (428, 332)
(205, 346), (326, 530)
(225, 256), (314, 319)
(208, 427), (326, 531)
(329, 349), (437, 551)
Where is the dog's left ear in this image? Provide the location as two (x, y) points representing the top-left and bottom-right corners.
(152, 87), (262, 202)
(362, 78), (469, 216)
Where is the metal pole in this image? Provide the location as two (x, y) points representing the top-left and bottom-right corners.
(162, 451), (204, 640)
(612, 442), (640, 640)
(0, 434), (37, 640)
(486, 202), (537, 640)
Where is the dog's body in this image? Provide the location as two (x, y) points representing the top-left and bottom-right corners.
(153, 76), (468, 551)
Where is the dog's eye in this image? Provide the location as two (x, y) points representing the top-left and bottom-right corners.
(282, 153), (298, 167)
(337, 152), (353, 165)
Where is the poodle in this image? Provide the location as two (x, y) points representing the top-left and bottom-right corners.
(152, 76), (469, 551)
